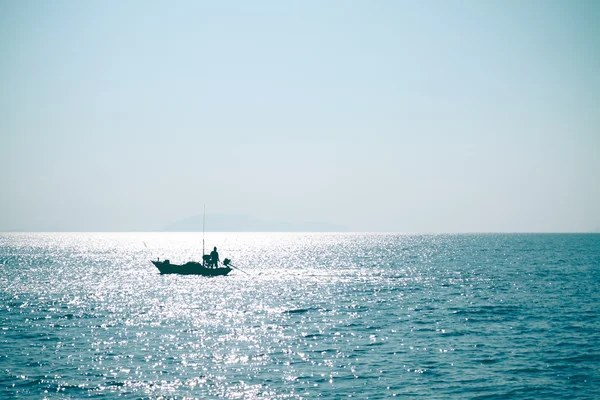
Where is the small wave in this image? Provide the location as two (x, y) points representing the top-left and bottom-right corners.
(476, 358), (500, 364)
(283, 307), (331, 314)
(507, 367), (544, 373)
(547, 354), (599, 364)
(302, 333), (325, 339)
(283, 308), (311, 314)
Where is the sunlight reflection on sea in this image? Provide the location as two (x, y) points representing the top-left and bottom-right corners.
(0, 233), (599, 398)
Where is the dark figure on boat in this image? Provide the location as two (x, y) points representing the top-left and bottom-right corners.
(210, 247), (219, 268)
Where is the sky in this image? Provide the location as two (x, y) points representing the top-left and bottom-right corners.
(1, 0), (599, 232)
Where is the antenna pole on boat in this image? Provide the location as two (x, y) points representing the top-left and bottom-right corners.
(202, 204), (206, 262)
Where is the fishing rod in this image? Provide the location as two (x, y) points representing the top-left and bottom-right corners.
(222, 260), (249, 275)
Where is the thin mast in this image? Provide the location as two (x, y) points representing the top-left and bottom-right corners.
(202, 204), (205, 259)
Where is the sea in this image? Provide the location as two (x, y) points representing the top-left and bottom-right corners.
(0, 232), (598, 399)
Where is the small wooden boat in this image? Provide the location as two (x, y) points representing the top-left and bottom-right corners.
(153, 207), (236, 276)
(152, 259), (232, 276)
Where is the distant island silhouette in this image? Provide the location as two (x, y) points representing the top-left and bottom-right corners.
(162, 214), (347, 232)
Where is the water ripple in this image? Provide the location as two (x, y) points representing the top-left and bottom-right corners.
(0, 232), (599, 398)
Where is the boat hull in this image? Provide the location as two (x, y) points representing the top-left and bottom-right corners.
(152, 261), (232, 276)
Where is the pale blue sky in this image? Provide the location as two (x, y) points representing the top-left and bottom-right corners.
(1, 1), (599, 232)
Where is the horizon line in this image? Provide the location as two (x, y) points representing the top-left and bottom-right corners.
(1, 231), (598, 234)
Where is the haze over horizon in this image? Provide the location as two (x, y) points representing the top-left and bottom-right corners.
(1, 1), (599, 233)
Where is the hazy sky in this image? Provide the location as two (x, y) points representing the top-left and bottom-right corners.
(1, 1), (599, 232)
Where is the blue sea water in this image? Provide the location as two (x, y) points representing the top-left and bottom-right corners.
(0, 232), (599, 399)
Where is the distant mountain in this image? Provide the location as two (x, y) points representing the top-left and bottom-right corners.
(163, 214), (347, 232)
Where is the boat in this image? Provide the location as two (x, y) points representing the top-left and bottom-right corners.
(152, 258), (232, 276)
(151, 205), (236, 276)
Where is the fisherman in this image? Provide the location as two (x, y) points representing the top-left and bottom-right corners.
(210, 246), (219, 268)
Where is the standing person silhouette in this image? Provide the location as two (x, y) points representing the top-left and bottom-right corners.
(210, 247), (219, 268)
